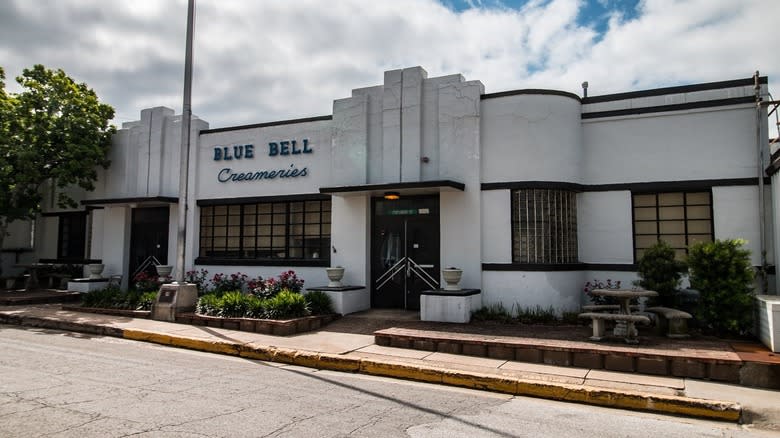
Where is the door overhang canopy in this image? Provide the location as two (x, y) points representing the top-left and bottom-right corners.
(319, 180), (465, 197)
(81, 196), (178, 207)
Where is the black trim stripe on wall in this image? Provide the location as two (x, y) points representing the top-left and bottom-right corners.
(196, 193), (329, 207)
(194, 257), (329, 267)
(481, 89), (581, 102)
(581, 77), (766, 104)
(482, 263), (638, 272)
(482, 263), (776, 273)
(482, 178), (770, 192)
(582, 96), (756, 120)
(200, 115), (333, 135)
(81, 196), (178, 206)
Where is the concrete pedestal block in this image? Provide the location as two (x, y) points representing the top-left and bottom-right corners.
(152, 283), (198, 322)
(67, 278), (109, 293)
(756, 295), (780, 352)
(306, 286), (369, 315)
(420, 289), (481, 323)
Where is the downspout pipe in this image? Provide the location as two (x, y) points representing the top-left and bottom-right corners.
(755, 71), (768, 294)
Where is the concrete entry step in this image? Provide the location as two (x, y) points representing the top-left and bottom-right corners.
(374, 327), (780, 390)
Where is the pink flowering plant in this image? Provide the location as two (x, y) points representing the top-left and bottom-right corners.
(212, 272), (249, 294)
(583, 279), (621, 305)
(133, 271), (162, 292)
(252, 270), (305, 299)
(185, 269), (210, 295)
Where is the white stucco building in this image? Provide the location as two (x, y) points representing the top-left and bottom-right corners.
(3, 66), (776, 313)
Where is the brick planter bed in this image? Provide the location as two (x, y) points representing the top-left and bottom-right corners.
(60, 305), (338, 336)
(62, 305), (151, 319)
(175, 313), (340, 336)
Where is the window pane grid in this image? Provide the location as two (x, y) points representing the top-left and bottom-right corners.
(632, 191), (712, 260)
(199, 200), (330, 261)
(512, 189), (577, 264)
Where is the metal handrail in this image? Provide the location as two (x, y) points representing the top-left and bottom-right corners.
(131, 256), (162, 279)
(375, 257), (407, 291)
(407, 258), (438, 289)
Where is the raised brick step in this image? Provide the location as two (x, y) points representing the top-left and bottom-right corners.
(374, 327), (780, 389)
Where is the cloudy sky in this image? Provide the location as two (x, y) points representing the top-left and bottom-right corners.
(1, 0), (778, 129)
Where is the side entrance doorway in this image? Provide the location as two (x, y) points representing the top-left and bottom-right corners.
(129, 206), (170, 281)
(370, 196), (440, 310)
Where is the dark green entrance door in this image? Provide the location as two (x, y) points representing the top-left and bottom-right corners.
(371, 196), (440, 310)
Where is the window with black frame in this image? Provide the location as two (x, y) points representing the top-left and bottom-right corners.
(512, 189), (578, 264)
(632, 191), (712, 260)
(57, 212), (87, 260)
(198, 199), (331, 263)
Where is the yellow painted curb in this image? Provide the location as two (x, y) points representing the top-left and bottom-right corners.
(238, 345), (274, 362)
(566, 386), (741, 422)
(119, 327), (740, 422)
(271, 347), (298, 364)
(317, 353), (361, 372)
(442, 370), (517, 394)
(359, 358), (442, 384)
(292, 350), (322, 369)
(123, 329), (240, 356)
(123, 329), (174, 345)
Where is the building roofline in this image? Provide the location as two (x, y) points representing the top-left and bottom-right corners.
(582, 76), (768, 104)
(200, 115), (333, 135)
(481, 88), (582, 102)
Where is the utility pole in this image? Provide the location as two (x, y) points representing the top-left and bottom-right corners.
(175, 0), (195, 283)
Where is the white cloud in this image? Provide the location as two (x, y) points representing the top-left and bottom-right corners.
(0, 0), (778, 128)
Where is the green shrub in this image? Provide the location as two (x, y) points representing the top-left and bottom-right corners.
(687, 239), (754, 336)
(81, 287), (122, 308)
(136, 291), (158, 311)
(262, 289), (310, 319)
(218, 290), (251, 318)
(516, 305), (557, 324)
(472, 303), (512, 323)
(196, 293), (222, 316)
(637, 240), (687, 306)
(304, 291), (333, 315)
(246, 295), (266, 319)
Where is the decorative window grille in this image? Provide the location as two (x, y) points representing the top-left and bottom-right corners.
(199, 200), (331, 262)
(632, 191), (712, 260)
(512, 189), (578, 264)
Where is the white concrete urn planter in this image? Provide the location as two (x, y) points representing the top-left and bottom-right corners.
(155, 265), (173, 281)
(87, 264), (105, 279)
(326, 267), (345, 288)
(442, 268), (463, 291)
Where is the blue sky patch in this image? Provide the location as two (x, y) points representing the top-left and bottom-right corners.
(441, 0), (641, 36)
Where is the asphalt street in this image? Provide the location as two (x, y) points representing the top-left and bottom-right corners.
(0, 324), (775, 437)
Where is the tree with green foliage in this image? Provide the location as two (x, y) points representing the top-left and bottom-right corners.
(0, 65), (115, 267)
(636, 240), (687, 306)
(687, 239), (754, 336)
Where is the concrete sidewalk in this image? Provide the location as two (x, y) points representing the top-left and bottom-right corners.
(1, 305), (778, 429)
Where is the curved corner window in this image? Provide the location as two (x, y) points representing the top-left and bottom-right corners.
(512, 189), (577, 264)
(198, 199), (330, 263)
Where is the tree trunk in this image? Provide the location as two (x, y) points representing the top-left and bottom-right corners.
(0, 219), (7, 278)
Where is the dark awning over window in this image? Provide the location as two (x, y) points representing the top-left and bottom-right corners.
(80, 196), (178, 207)
(319, 180), (465, 197)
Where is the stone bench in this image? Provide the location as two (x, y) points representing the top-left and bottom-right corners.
(578, 312), (651, 341)
(582, 304), (640, 312)
(646, 306), (692, 338)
